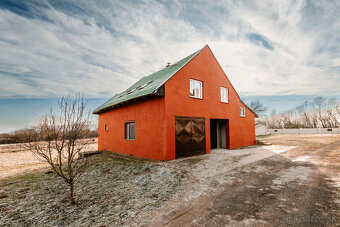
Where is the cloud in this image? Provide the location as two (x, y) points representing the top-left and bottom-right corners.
(0, 0), (339, 98)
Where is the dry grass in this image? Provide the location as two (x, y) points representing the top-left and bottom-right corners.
(0, 138), (98, 179)
(0, 151), (186, 226)
(261, 135), (340, 160)
(261, 134), (340, 146)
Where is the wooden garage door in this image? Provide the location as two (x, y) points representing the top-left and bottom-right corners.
(175, 116), (206, 158)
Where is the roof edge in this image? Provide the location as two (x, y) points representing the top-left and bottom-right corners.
(94, 45), (208, 114)
(153, 44), (208, 91)
(203, 45), (258, 118)
(93, 92), (158, 114)
(240, 100), (259, 118)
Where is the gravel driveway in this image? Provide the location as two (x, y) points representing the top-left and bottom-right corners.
(136, 136), (339, 226)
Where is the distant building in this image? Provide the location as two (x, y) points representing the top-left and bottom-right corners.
(94, 45), (257, 160)
(255, 123), (269, 136)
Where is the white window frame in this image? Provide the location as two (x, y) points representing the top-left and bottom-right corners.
(190, 79), (203, 99)
(125, 121), (135, 140)
(240, 107), (246, 117)
(220, 87), (228, 103)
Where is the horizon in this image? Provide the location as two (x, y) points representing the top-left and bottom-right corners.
(1, 94), (340, 134)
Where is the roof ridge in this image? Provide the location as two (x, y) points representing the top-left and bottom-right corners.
(93, 45), (206, 114)
(152, 45), (206, 93)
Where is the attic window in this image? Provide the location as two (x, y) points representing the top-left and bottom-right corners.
(240, 107), (246, 117)
(118, 92), (127, 98)
(138, 81), (153, 90)
(126, 87), (137, 94)
(220, 87), (228, 103)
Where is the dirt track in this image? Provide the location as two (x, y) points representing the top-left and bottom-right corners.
(138, 135), (340, 226)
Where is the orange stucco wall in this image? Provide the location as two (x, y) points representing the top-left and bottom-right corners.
(97, 45), (256, 160)
(162, 46), (256, 160)
(98, 97), (166, 160)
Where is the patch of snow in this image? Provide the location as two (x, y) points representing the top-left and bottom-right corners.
(266, 145), (297, 154)
(326, 176), (340, 189)
(292, 155), (311, 162)
(272, 166), (313, 187)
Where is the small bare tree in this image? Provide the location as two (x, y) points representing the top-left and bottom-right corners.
(27, 94), (92, 204)
(249, 100), (267, 117)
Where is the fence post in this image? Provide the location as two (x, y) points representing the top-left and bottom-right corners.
(283, 128), (286, 134)
(299, 128), (302, 134)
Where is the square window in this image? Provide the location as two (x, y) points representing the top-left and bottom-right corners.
(125, 121), (135, 140)
(190, 79), (203, 99)
(220, 87), (228, 103)
(240, 107), (246, 117)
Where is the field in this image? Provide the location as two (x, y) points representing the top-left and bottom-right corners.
(0, 139), (98, 179)
(0, 135), (339, 226)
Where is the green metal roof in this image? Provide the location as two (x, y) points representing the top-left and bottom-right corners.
(93, 46), (205, 114)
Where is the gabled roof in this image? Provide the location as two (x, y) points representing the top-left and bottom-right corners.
(93, 46), (206, 114)
(93, 45), (258, 117)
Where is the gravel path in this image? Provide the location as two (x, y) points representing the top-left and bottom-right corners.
(137, 138), (339, 226)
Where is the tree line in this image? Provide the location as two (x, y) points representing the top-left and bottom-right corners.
(256, 96), (340, 129)
(0, 121), (97, 144)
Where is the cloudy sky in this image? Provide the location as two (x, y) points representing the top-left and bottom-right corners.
(0, 0), (339, 132)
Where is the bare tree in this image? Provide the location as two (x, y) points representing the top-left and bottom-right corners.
(313, 96), (327, 127)
(264, 97), (340, 129)
(297, 101), (313, 128)
(249, 100), (267, 117)
(27, 94), (92, 204)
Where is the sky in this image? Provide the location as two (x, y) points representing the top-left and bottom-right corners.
(0, 0), (339, 133)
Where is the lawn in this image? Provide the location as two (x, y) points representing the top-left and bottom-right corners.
(0, 151), (186, 226)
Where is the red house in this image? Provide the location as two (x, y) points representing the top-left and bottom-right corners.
(94, 45), (257, 160)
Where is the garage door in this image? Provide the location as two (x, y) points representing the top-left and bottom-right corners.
(175, 116), (206, 158)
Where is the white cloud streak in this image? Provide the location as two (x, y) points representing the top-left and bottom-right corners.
(0, 0), (339, 98)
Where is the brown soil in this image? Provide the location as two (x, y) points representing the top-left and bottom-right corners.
(141, 135), (340, 226)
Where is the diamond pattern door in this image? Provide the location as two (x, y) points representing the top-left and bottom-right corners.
(175, 116), (206, 158)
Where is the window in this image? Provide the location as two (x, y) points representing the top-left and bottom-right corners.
(240, 107), (246, 117)
(190, 79), (202, 99)
(105, 124), (108, 131)
(126, 88), (137, 94)
(118, 91), (127, 98)
(220, 87), (228, 103)
(125, 121), (135, 140)
(139, 80), (153, 90)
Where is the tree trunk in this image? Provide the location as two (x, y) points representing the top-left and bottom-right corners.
(70, 181), (75, 205)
